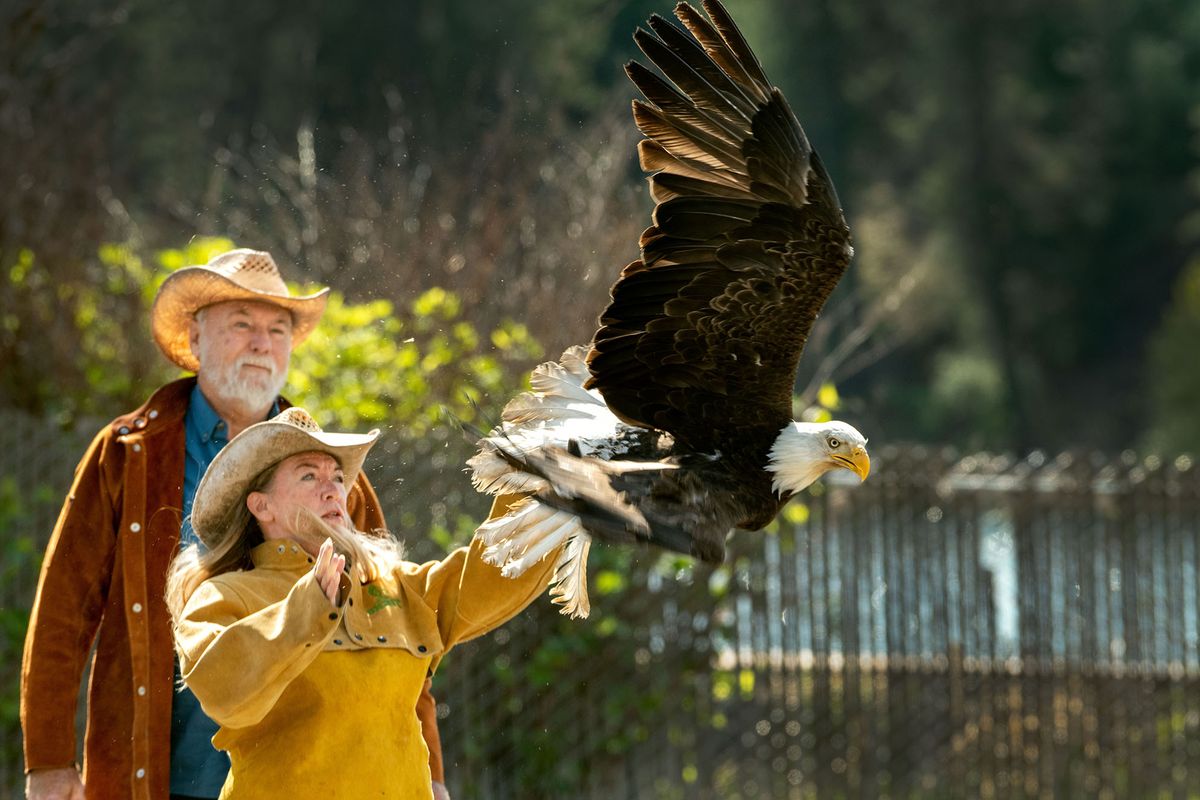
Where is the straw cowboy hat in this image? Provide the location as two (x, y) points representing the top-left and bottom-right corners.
(152, 248), (330, 371)
(190, 407), (379, 549)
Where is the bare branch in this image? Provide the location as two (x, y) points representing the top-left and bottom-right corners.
(798, 258), (928, 407)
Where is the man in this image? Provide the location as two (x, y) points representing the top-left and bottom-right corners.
(22, 249), (449, 799)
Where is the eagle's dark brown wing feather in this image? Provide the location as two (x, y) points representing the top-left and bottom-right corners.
(586, 0), (851, 452)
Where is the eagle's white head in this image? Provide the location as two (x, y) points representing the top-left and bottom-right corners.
(767, 420), (870, 496)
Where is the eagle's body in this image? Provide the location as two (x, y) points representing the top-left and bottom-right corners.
(468, 0), (871, 618)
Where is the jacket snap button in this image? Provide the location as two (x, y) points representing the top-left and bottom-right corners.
(328, 612), (338, 620)
(135, 769), (145, 779)
(132, 444), (142, 452)
(377, 636), (387, 643)
(134, 418), (146, 428)
(130, 523), (141, 533)
(149, 410), (159, 419)
(137, 685), (146, 696)
(132, 603), (143, 613)
(334, 639), (343, 646)
(418, 645), (428, 653)
(118, 426), (130, 435)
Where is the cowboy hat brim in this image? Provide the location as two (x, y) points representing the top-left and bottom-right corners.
(190, 416), (378, 550)
(152, 267), (330, 372)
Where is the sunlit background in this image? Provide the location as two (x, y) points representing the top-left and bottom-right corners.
(4, 0), (1200, 797)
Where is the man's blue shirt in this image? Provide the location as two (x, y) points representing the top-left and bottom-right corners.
(170, 385), (278, 797)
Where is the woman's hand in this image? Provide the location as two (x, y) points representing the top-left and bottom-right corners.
(313, 537), (346, 607)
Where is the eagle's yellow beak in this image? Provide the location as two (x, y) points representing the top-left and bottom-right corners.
(850, 448), (870, 481)
(832, 447), (871, 481)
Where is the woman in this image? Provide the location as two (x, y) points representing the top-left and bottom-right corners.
(166, 407), (560, 799)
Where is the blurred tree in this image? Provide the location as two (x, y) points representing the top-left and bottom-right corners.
(3, 244), (164, 420)
(186, 104), (643, 359)
(94, 0), (669, 212)
(5, 0), (1200, 453)
(1146, 255), (1200, 453)
(0, 0), (126, 414)
(760, 0), (1200, 451)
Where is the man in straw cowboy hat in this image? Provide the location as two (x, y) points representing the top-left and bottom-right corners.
(21, 249), (448, 800)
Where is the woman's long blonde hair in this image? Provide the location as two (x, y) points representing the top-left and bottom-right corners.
(165, 458), (406, 628)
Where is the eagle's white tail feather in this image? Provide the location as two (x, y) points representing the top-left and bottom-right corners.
(489, 472), (549, 495)
(466, 449), (549, 495)
(500, 519), (574, 578)
(468, 348), (621, 500)
(527, 349), (602, 406)
(485, 503), (571, 565)
(476, 499), (593, 618)
(549, 533), (592, 618)
(475, 498), (541, 547)
(557, 344), (592, 375)
(502, 396), (597, 424)
(469, 347), (617, 620)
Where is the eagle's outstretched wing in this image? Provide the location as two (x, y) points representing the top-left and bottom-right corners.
(586, 0), (852, 452)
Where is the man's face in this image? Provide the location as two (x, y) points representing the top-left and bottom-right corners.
(190, 300), (293, 412)
(248, 451), (350, 540)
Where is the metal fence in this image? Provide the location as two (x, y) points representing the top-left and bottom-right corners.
(3, 407), (1200, 798)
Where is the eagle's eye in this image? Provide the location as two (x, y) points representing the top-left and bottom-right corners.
(828, 437), (841, 449)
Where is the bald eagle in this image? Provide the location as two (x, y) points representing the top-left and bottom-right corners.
(467, 0), (870, 618)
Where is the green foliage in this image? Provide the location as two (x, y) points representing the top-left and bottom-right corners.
(1, 237), (239, 421)
(288, 287), (541, 434)
(926, 351), (1008, 449)
(70, 243), (168, 404)
(1147, 256), (1200, 453)
(156, 238), (239, 278)
(0, 477), (54, 757)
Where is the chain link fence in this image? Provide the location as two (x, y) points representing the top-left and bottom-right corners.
(3, 408), (1199, 798)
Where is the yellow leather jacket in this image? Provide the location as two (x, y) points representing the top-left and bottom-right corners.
(175, 504), (555, 799)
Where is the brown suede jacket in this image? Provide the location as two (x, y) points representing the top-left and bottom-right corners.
(21, 377), (444, 799)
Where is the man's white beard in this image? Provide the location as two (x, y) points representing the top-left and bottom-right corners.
(198, 344), (287, 415)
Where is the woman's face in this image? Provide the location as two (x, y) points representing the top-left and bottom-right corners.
(247, 451), (350, 543)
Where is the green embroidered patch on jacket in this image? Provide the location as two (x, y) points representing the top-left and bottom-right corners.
(366, 584), (403, 615)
